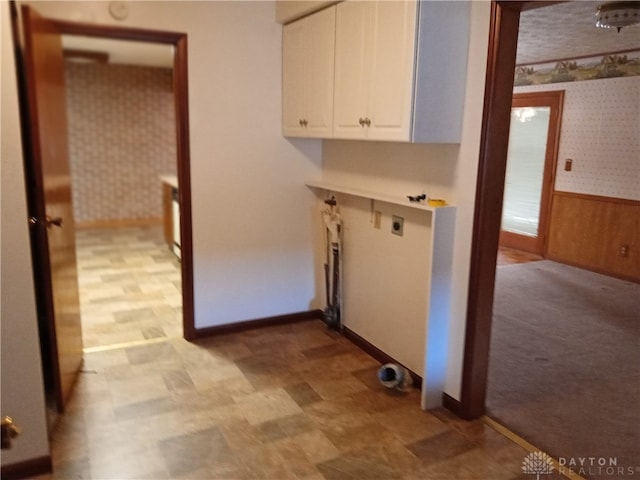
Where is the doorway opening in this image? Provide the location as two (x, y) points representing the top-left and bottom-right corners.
(51, 16), (195, 394)
(13, 4), (194, 420)
(62, 35), (183, 351)
(462, 0), (640, 469)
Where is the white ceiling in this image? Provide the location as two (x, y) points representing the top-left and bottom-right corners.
(517, 1), (640, 65)
(62, 36), (174, 68)
(62, 1), (639, 69)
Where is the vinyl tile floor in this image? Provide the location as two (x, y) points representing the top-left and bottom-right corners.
(36, 319), (569, 480)
(75, 225), (183, 349)
(40, 227), (567, 479)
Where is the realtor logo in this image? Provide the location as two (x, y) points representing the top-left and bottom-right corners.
(522, 451), (555, 479)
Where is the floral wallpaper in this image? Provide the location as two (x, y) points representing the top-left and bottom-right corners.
(514, 75), (639, 201)
(65, 62), (177, 224)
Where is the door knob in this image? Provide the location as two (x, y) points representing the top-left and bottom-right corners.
(1, 416), (21, 449)
(45, 216), (63, 228)
(28, 216), (64, 228)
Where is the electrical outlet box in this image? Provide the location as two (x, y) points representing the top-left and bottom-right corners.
(391, 215), (404, 236)
(564, 159), (573, 171)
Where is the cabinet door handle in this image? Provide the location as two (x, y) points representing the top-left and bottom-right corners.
(302, 119), (308, 127)
(358, 117), (365, 127)
(364, 117), (371, 127)
(299, 119), (304, 127)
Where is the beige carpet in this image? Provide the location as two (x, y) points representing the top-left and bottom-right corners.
(487, 260), (640, 480)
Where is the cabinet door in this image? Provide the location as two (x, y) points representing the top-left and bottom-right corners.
(368, 0), (417, 141)
(333, 1), (373, 139)
(282, 18), (306, 137)
(304, 5), (336, 138)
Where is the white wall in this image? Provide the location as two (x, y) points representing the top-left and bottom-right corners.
(1, 7), (495, 474)
(22, 1), (324, 327)
(1, 1), (51, 467)
(321, 1), (491, 402)
(2, 0), (324, 469)
(515, 76), (640, 201)
(334, 193), (433, 376)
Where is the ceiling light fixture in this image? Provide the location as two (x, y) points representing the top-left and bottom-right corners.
(596, 1), (640, 32)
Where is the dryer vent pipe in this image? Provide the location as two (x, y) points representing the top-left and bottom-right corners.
(377, 363), (411, 391)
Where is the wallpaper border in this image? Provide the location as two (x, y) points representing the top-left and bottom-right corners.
(515, 49), (640, 86)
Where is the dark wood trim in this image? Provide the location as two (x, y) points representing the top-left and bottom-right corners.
(519, 90), (563, 257)
(442, 392), (464, 417)
(516, 47), (640, 68)
(498, 230), (537, 253)
(519, 1), (563, 11)
(51, 20), (195, 343)
(51, 19), (184, 43)
(192, 310), (322, 339)
(342, 327), (422, 390)
(0, 455), (52, 480)
(63, 48), (109, 63)
(195, 312), (425, 392)
(173, 35), (195, 342)
(462, 0), (565, 421)
(460, 0), (522, 420)
(553, 190), (640, 207)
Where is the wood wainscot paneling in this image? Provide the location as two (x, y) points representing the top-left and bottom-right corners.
(547, 191), (640, 281)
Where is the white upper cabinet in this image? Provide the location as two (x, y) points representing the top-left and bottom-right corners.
(332, 1), (374, 139)
(334, 1), (416, 141)
(283, 6), (336, 138)
(283, 19), (306, 136)
(369, 1), (418, 141)
(333, 1), (470, 143)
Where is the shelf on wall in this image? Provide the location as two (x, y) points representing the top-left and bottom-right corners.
(305, 181), (453, 213)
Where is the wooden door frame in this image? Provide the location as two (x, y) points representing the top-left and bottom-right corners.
(499, 90), (564, 255)
(45, 19), (196, 340)
(452, 0), (559, 419)
(14, 4), (76, 412)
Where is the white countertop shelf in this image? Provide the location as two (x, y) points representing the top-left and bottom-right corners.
(160, 175), (178, 189)
(305, 181), (453, 213)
